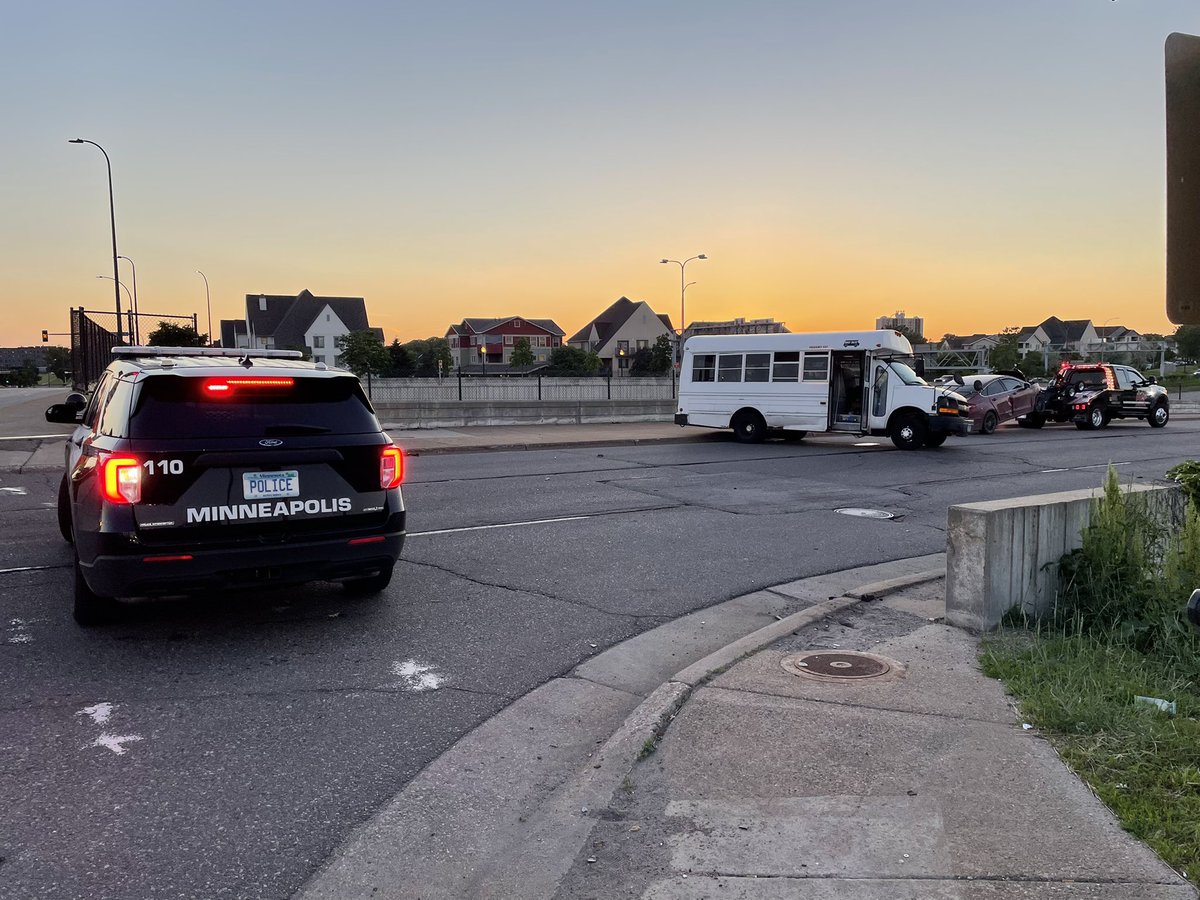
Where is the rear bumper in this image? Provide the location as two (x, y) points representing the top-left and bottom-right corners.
(674, 413), (688, 426)
(82, 512), (405, 598)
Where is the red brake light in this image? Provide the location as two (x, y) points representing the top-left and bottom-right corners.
(381, 446), (404, 489)
(203, 376), (294, 395)
(101, 455), (142, 504)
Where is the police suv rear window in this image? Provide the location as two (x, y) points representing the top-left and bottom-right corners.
(129, 375), (380, 439)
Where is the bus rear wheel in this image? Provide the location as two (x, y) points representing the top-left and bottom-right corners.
(731, 410), (767, 444)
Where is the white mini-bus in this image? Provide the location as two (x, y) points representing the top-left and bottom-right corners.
(674, 330), (971, 450)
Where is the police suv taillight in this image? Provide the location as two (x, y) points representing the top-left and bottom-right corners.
(380, 446), (404, 489)
(101, 455), (142, 504)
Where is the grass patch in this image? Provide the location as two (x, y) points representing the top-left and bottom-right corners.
(982, 465), (1200, 884)
(981, 631), (1200, 884)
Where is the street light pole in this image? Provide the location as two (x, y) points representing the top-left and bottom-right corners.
(70, 139), (122, 343)
(118, 255), (138, 343)
(660, 253), (707, 366)
(197, 270), (211, 345)
(96, 276), (133, 319)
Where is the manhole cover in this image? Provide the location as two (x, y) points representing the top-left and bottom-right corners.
(834, 507), (894, 519)
(781, 651), (903, 682)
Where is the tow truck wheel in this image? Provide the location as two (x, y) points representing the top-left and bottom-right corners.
(890, 414), (927, 451)
(1088, 406), (1108, 429)
(731, 410), (767, 444)
(980, 411), (999, 435)
(57, 475), (73, 544)
(1150, 402), (1169, 428)
(73, 560), (122, 626)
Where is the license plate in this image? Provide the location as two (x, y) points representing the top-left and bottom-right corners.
(243, 470), (300, 500)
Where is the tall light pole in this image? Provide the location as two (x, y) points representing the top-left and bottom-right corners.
(118, 255), (138, 343)
(70, 139), (122, 343)
(660, 254), (706, 365)
(197, 271), (211, 345)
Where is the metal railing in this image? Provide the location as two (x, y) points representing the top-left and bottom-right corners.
(364, 373), (677, 403)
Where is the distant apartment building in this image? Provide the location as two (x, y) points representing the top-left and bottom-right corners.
(567, 297), (673, 376)
(219, 289), (381, 367)
(875, 311), (924, 337)
(446, 316), (565, 371)
(683, 317), (789, 340)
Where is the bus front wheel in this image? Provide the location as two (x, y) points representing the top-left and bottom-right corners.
(890, 414), (927, 451)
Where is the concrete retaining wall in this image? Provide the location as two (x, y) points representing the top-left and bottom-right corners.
(945, 483), (1184, 632)
(373, 399), (675, 429)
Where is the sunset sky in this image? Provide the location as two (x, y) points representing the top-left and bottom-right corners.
(2, 1), (1197, 348)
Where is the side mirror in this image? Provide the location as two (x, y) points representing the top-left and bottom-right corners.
(65, 392), (87, 409)
(45, 403), (84, 425)
(1148, 376), (1158, 385)
(953, 374), (964, 385)
(973, 380), (984, 393)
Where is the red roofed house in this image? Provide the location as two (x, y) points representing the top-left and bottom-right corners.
(446, 316), (566, 372)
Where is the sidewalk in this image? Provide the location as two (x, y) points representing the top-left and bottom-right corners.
(299, 560), (1196, 899)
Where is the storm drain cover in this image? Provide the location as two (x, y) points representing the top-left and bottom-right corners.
(834, 507), (895, 519)
(781, 651), (903, 682)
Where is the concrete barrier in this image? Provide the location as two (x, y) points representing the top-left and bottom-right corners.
(372, 399), (675, 429)
(945, 483), (1184, 632)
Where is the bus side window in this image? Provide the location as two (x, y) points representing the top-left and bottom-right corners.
(872, 366), (889, 417)
(802, 353), (830, 382)
(692, 354), (716, 382)
(772, 351), (799, 382)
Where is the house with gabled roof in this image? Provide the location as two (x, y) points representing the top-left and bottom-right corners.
(219, 289), (381, 366)
(567, 297), (674, 376)
(446, 316), (565, 371)
(938, 333), (1000, 352)
(1036, 316), (1099, 353)
(1015, 325), (1050, 354)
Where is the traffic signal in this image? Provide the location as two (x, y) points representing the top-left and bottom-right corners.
(1167, 33), (1200, 324)
(41, 330), (48, 343)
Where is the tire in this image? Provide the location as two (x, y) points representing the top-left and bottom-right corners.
(343, 563), (394, 596)
(980, 411), (998, 435)
(1034, 393), (1048, 413)
(924, 433), (948, 448)
(1149, 402), (1169, 428)
(57, 475), (73, 544)
(731, 410), (767, 444)
(73, 559), (122, 626)
(1088, 406), (1108, 429)
(890, 414), (927, 450)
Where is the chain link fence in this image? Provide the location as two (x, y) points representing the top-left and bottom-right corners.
(70, 307), (200, 390)
(365, 374), (677, 403)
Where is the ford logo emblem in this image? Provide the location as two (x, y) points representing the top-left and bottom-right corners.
(259, 439), (284, 447)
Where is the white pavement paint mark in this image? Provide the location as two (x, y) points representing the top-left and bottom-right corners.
(0, 564), (62, 575)
(853, 442), (882, 447)
(0, 434), (71, 441)
(0, 487), (28, 495)
(7, 618), (32, 644)
(89, 733), (144, 756)
(1040, 461), (1131, 474)
(78, 702), (116, 725)
(390, 659), (446, 692)
(410, 515), (590, 537)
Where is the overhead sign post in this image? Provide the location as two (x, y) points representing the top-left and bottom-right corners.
(1166, 32), (1200, 324)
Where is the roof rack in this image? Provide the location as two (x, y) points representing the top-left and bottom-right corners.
(112, 346), (304, 360)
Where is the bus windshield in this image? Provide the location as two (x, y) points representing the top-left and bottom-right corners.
(885, 359), (926, 386)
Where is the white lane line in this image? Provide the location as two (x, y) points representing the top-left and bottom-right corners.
(0, 434), (71, 441)
(0, 565), (63, 575)
(0, 487), (28, 495)
(1039, 462), (1132, 474)
(409, 515), (591, 537)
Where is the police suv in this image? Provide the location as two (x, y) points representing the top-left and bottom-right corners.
(46, 347), (406, 625)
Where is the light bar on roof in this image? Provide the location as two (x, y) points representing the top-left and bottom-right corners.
(111, 346), (304, 359)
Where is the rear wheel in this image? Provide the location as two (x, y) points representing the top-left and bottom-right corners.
(980, 411), (998, 435)
(57, 475), (73, 544)
(731, 410), (767, 444)
(343, 563), (394, 596)
(890, 414), (927, 451)
(73, 560), (122, 626)
(1088, 406), (1108, 429)
(1149, 402), (1169, 428)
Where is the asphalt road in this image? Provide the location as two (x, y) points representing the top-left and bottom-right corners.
(1, 419), (1198, 899)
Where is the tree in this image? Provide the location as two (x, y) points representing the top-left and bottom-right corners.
(402, 337), (453, 376)
(387, 339), (414, 377)
(13, 359), (38, 387)
(335, 330), (389, 377)
(546, 346), (602, 375)
(1174, 325), (1200, 362)
(895, 326), (926, 346)
(509, 338), (535, 367)
(651, 334), (674, 373)
(989, 327), (1021, 372)
(629, 347), (656, 375)
(46, 346), (70, 383)
(1018, 352), (1047, 379)
(147, 322), (206, 347)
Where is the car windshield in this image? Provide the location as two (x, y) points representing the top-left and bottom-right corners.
(885, 360), (925, 386)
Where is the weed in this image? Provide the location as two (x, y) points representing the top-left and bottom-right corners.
(637, 737), (658, 760)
